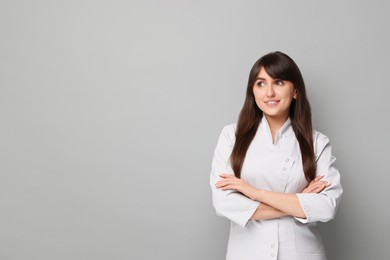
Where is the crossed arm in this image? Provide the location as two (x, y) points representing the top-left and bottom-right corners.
(215, 174), (329, 220)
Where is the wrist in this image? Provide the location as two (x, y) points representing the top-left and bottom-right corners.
(253, 189), (265, 201)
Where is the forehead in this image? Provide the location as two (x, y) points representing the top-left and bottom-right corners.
(257, 67), (273, 79)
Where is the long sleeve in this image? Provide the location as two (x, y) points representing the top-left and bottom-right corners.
(210, 125), (260, 228)
(295, 132), (343, 223)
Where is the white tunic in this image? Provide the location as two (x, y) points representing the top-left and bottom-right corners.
(210, 117), (343, 260)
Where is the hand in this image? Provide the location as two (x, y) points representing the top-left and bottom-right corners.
(215, 174), (258, 200)
(302, 175), (330, 193)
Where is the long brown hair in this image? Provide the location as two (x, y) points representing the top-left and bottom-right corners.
(230, 51), (316, 182)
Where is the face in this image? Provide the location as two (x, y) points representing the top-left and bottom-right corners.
(253, 67), (297, 121)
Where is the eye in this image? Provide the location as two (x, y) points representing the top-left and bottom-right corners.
(256, 81), (265, 87)
(275, 80), (284, 86)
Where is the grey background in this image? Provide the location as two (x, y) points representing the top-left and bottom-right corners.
(1, 1), (389, 259)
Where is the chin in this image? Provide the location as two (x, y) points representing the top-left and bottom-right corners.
(262, 110), (288, 119)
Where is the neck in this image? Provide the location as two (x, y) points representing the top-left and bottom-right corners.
(264, 115), (289, 143)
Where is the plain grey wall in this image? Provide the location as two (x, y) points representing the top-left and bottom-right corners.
(1, 1), (389, 259)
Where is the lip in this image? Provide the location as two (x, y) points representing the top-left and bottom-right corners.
(264, 100), (280, 107)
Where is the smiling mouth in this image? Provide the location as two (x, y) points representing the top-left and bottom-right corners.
(264, 100), (280, 106)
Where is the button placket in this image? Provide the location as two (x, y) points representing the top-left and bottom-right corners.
(281, 156), (294, 192)
(281, 157), (291, 172)
(269, 238), (278, 259)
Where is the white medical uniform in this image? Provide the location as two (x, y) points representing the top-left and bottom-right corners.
(210, 117), (343, 260)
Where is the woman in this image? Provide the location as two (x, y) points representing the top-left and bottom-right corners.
(210, 51), (343, 260)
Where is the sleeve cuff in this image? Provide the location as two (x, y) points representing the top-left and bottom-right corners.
(235, 200), (260, 228)
(294, 193), (311, 224)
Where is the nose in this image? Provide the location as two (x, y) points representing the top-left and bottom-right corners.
(266, 84), (276, 97)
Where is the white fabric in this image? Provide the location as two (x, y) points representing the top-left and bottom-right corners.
(210, 117), (343, 260)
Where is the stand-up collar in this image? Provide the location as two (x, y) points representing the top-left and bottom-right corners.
(259, 116), (293, 147)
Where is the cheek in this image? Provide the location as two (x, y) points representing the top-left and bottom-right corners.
(282, 95), (294, 106)
(281, 88), (295, 101)
(252, 91), (260, 105)
(252, 88), (263, 99)
(253, 95), (265, 110)
(253, 92), (262, 105)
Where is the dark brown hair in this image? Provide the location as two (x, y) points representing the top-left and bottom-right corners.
(230, 51), (316, 182)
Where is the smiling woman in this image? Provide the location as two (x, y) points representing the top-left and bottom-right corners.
(253, 68), (297, 126)
(210, 51), (343, 260)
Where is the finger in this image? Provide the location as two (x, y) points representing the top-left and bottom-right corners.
(219, 174), (236, 179)
(310, 182), (328, 190)
(215, 180), (227, 188)
(314, 181), (328, 186)
(308, 181), (328, 188)
(314, 183), (330, 193)
(308, 177), (318, 186)
(215, 179), (237, 188)
(306, 185), (324, 193)
(215, 180), (230, 188)
(306, 182), (328, 192)
(303, 187), (313, 193)
(307, 187), (315, 193)
(314, 175), (324, 182)
(317, 186), (327, 193)
(220, 184), (238, 191)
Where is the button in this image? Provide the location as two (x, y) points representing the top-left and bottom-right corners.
(285, 158), (289, 162)
(271, 244), (275, 248)
(271, 253), (275, 257)
(282, 167), (286, 171)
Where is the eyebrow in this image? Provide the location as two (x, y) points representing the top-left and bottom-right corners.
(256, 77), (284, 81)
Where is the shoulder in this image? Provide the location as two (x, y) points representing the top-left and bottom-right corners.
(219, 123), (237, 147)
(313, 129), (332, 159)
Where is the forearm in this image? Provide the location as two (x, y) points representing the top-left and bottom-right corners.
(253, 190), (306, 219)
(250, 203), (289, 220)
(215, 174), (329, 220)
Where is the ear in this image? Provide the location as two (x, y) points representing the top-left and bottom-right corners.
(293, 89), (298, 99)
